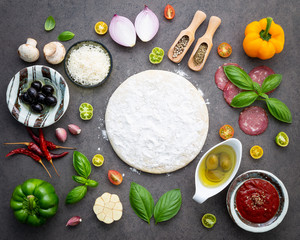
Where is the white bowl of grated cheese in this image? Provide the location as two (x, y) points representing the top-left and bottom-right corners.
(64, 40), (112, 88)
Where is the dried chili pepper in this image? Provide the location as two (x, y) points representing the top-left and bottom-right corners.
(26, 127), (75, 150)
(39, 129), (60, 176)
(6, 148), (51, 178)
(4, 142), (69, 159)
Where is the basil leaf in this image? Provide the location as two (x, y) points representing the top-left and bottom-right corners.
(129, 182), (154, 224)
(262, 74), (282, 93)
(72, 175), (87, 184)
(65, 185), (87, 204)
(58, 31), (75, 41)
(154, 189), (182, 224)
(86, 179), (99, 187)
(223, 66), (254, 90)
(252, 82), (262, 94)
(44, 16), (55, 31)
(266, 98), (292, 123)
(231, 91), (258, 108)
(73, 151), (91, 178)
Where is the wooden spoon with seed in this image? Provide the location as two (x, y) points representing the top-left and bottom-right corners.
(168, 10), (206, 64)
(188, 16), (221, 71)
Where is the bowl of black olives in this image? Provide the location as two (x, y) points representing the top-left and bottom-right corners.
(6, 65), (69, 128)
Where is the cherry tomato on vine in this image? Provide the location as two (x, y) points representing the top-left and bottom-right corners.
(164, 4), (175, 20)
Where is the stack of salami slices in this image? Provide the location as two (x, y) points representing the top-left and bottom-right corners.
(215, 63), (275, 136)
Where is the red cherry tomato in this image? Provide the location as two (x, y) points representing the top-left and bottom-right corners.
(108, 170), (123, 185)
(164, 4), (175, 20)
(217, 42), (232, 58)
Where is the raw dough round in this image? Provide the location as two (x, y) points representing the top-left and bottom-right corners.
(105, 70), (209, 174)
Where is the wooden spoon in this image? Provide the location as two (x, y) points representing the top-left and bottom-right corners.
(188, 16), (221, 71)
(168, 10), (206, 63)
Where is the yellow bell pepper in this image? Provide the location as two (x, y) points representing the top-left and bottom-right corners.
(243, 17), (284, 60)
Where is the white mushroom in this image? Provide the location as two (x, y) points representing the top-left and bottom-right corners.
(18, 38), (40, 62)
(43, 41), (66, 64)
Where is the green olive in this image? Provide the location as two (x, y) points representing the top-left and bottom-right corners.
(205, 169), (225, 182)
(206, 154), (219, 170)
(219, 152), (232, 171)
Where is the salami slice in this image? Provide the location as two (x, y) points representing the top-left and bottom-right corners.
(223, 82), (242, 106)
(239, 106), (268, 136)
(249, 66), (275, 94)
(215, 63), (243, 90)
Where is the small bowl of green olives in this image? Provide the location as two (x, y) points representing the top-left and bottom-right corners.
(6, 65), (69, 128)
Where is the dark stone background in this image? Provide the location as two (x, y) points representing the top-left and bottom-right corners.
(0, 0), (299, 239)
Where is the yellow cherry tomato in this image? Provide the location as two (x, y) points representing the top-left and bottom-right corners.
(250, 145), (263, 159)
(92, 154), (104, 167)
(94, 21), (108, 35)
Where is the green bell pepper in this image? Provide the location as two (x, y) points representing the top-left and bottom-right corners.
(10, 178), (59, 226)
(149, 47), (164, 64)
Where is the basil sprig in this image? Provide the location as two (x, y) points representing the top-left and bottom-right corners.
(66, 151), (98, 204)
(58, 31), (75, 41)
(129, 182), (182, 224)
(44, 16), (55, 31)
(224, 65), (292, 123)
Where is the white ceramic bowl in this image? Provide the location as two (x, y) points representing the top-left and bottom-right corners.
(193, 138), (242, 204)
(6, 65), (69, 128)
(226, 170), (289, 233)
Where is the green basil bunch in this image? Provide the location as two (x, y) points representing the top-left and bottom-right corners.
(65, 151), (99, 204)
(129, 182), (182, 224)
(224, 66), (292, 123)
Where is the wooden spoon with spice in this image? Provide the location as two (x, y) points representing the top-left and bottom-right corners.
(168, 10), (206, 63)
(188, 16), (221, 71)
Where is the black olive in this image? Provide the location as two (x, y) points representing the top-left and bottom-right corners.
(36, 93), (46, 104)
(31, 103), (44, 113)
(27, 87), (38, 100)
(42, 85), (54, 96)
(21, 92), (33, 104)
(45, 95), (57, 106)
(31, 81), (42, 91)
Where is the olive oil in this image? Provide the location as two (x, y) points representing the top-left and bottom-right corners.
(199, 145), (236, 187)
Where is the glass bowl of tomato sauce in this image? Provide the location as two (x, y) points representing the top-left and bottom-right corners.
(226, 170), (289, 233)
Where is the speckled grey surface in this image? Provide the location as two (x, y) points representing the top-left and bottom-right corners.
(0, 0), (299, 239)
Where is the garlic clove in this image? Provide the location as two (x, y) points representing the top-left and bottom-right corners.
(43, 41), (66, 64)
(55, 128), (67, 142)
(18, 38), (39, 62)
(66, 216), (82, 226)
(68, 124), (81, 135)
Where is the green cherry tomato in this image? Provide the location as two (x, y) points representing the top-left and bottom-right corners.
(79, 103), (93, 120)
(275, 132), (289, 147)
(202, 213), (216, 228)
(149, 47), (164, 64)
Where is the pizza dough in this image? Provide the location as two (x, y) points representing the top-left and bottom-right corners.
(105, 70), (209, 174)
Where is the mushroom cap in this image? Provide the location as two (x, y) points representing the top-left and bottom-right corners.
(18, 42), (39, 62)
(43, 41), (66, 64)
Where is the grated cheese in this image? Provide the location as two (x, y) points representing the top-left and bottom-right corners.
(67, 44), (111, 86)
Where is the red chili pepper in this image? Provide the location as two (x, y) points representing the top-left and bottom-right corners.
(6, 148), (51, 178)
(4, 142), (69, 159)
(39, 129), (60, 176)
(27, 127), (75, 150)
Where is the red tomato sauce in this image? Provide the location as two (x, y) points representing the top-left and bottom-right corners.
(236, 178), (280, 223)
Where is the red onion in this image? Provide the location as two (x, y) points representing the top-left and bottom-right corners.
(135, 5), (159, 42)
(109, 14), (136, 47)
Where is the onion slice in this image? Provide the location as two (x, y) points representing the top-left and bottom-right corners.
(135, 5), (159, 42)
(109, 14), (136, 47)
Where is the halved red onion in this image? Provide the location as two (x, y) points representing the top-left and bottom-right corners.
(109, 14), (136, 47)
(135, 5), (159, 42)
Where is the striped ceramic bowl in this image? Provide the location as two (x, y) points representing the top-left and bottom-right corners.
(6, 65), (69, 128)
